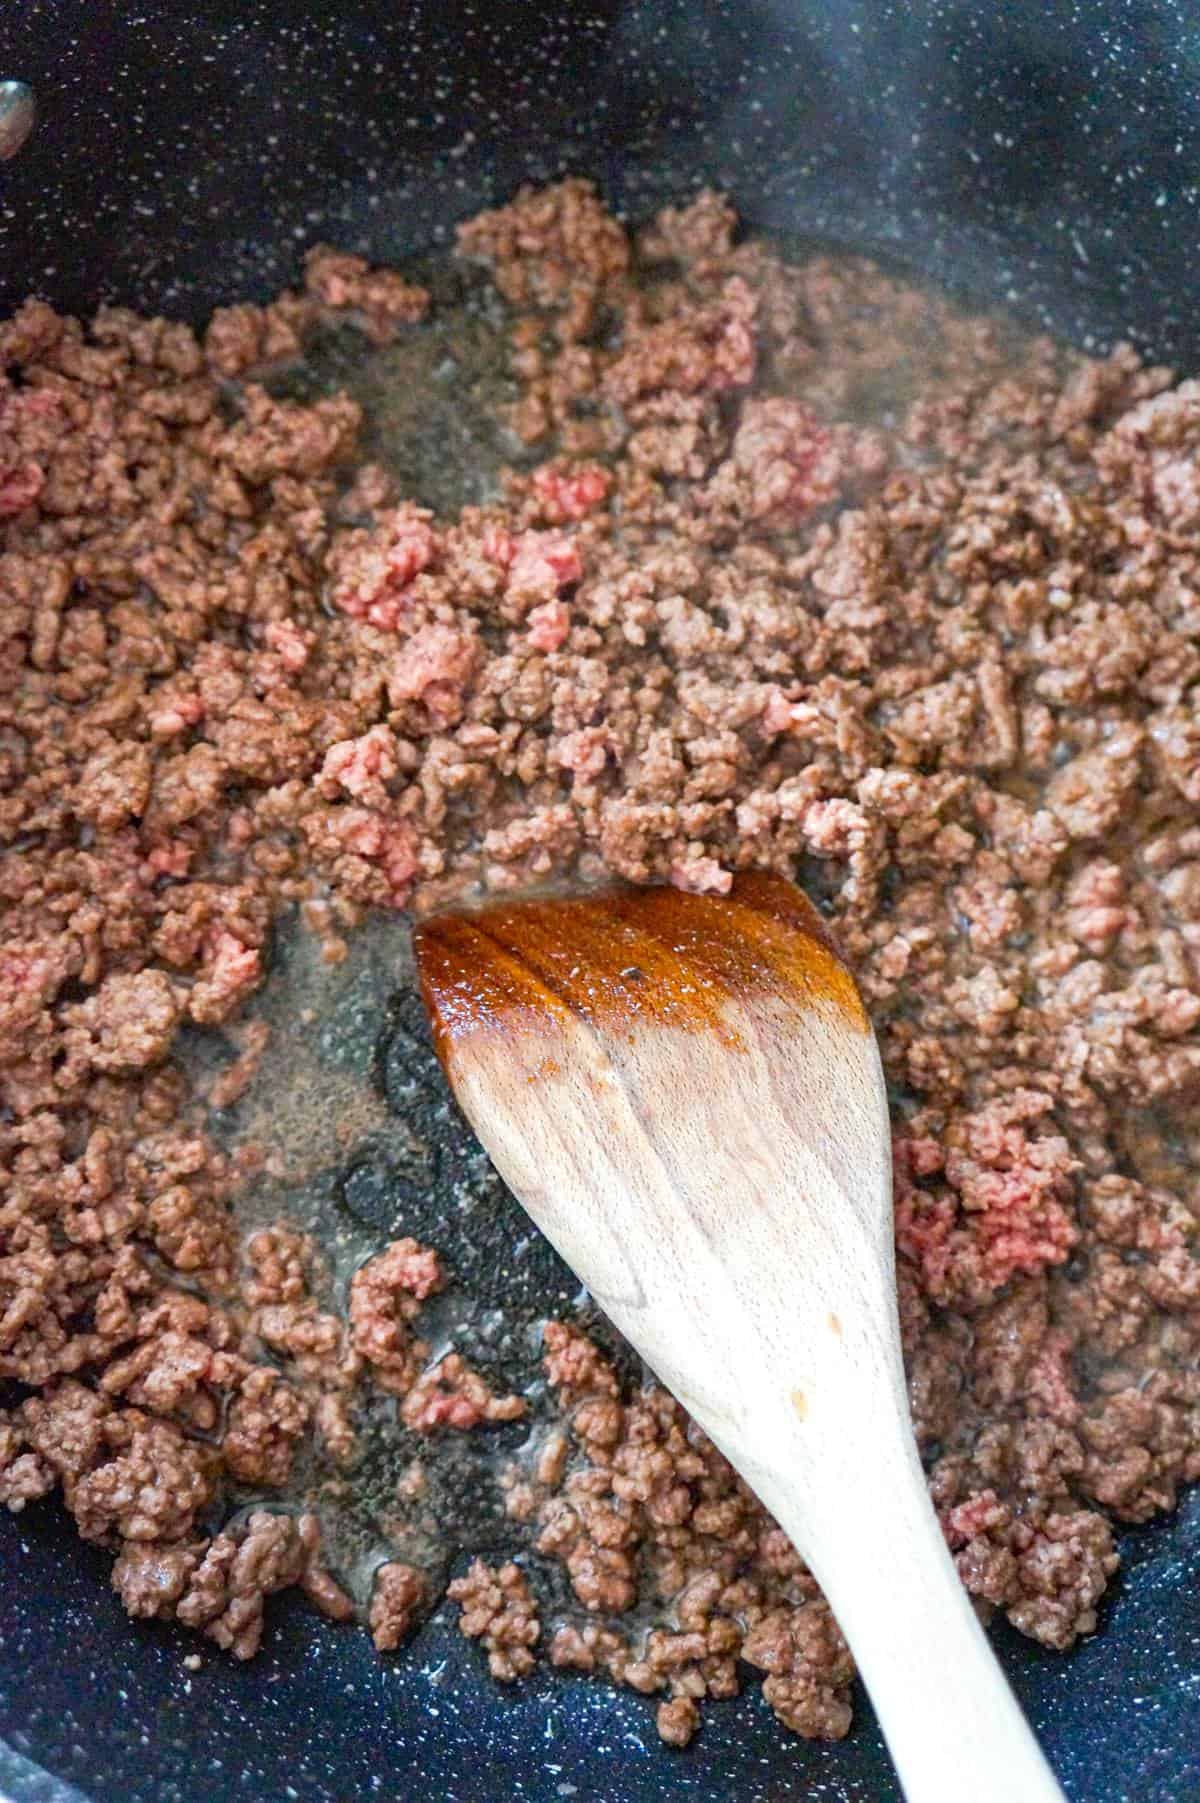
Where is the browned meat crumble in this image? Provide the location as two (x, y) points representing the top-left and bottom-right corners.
(2, 181), (1198, 1748)
(447, 1558), (541, 1682)
(368, 1559), (428, 1652)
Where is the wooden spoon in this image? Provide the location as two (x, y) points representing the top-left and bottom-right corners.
(413, 871), (1065, 1803)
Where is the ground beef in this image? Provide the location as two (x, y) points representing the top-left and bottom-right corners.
(171, 1509), (351, 1659)
(220, 1367), (308, 1488)
(399, 1353), (526, 1434)
(207, 1017), (270, 1110)
(67, 969), (184, 1074)
(656, 1697), (702, 1748)
(110, 1540), (204, 1619)
(347, 1238), (444, 1396)
(447, 1559), (540, 1681)
(0, 1415), (54, 1510)
(243, 1224), (360, 1464)
(368, 1560), (427, 1651)
(303, 247), (429, 345)
(2, 181), (1199, 1749)
(741, 1602), (856, 1739)
(46, 1387), (217, 1545)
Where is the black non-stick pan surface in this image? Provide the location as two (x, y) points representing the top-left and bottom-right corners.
(2, 3), (1200, 1799)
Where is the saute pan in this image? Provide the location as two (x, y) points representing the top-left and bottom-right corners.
(1, 4), (1198, 1799)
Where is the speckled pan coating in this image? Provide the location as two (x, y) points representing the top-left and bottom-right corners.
(1, 0), (1200, 361)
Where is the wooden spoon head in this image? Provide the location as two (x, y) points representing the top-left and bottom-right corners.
(413, 874), (892, 1372)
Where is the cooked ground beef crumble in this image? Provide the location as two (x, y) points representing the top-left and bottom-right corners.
(2, 181), (1199, 1747)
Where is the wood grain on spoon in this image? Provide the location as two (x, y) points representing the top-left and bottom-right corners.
(414, 873), (1065, 1803)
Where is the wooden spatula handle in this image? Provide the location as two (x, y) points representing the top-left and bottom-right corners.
(746, 1418), (1064, 1803)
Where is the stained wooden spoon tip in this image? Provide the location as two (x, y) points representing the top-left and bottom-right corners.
(414, 871), (867, 1074)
